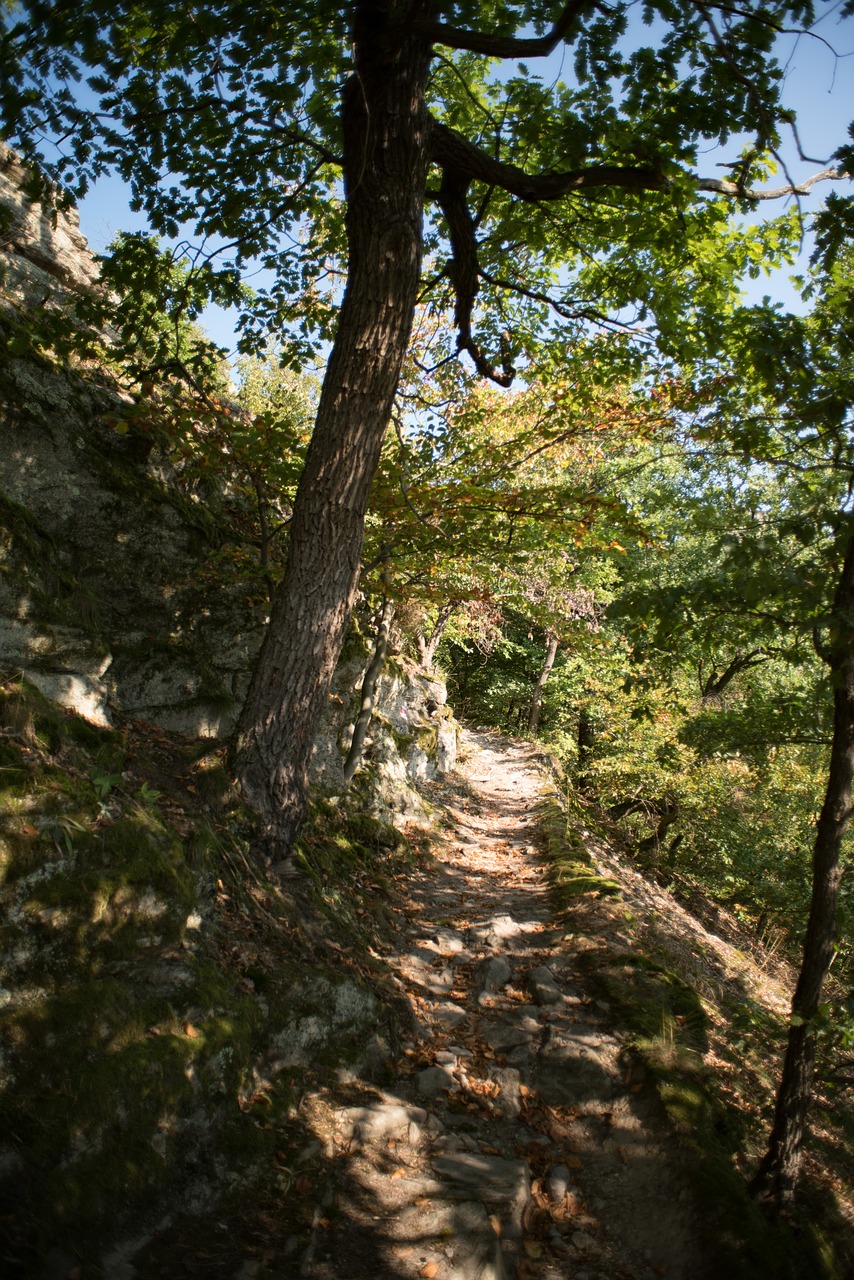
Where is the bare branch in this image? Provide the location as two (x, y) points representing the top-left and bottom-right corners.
(696, 167), (842, 200)
(412, 0), (591, 59)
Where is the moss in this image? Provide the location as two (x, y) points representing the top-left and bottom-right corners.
(414, 725), (438, 754)
(0, 709), (284, 1268)
(293, 800), (409, 949)
(0, 676), (123, 759)
(539, 798), (622, 902)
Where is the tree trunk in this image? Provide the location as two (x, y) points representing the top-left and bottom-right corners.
(232, 3), (432, 857)
(416, 601), (456, 671)
(342, 598), (395, 787)
(527, 630), (559, 734)
(576, 706), (596, 789)
(751, 533), (854, 1208)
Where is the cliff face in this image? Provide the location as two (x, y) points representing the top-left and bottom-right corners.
(0, 144), (456, 809)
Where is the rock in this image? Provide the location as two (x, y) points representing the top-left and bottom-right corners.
(337, 1100), (427, 1147)
(431, 1151), (531, 1237)
(437, 721), (458, 773)
(528, 966), (564, 1005)
(468, 915), (522, 947)
(433, 927), (466, 954)
(429, 1001), (469, 1027)
(479, 1020), (534, 1052)
(475, 955), (511, 993)
(418, 1065), (456, 1097)
(394, 1199), (508, 1280)
(546, 1164), (574, 1203)
(490, 1067), (522, 1118)
(534, 1030), (614, 1104)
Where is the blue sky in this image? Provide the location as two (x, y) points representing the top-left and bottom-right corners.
(75, 11), (854, 358)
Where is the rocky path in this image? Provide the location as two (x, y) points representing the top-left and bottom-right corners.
(295, 729), (709, 1280)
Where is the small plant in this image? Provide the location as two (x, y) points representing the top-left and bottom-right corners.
(135, 782), (162, 807)
(92, 771), (122, 801)
(39, 814), (88, 855)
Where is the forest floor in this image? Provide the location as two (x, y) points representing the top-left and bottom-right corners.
(284, 727), (716, 1280)
(130, 726), (854, 1280)
(240, 726), (852, 1279)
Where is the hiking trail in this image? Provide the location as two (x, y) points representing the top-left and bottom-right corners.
(293, 727), (712, 1280)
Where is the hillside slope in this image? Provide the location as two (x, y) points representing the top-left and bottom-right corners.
(3, 689), (854, 1276)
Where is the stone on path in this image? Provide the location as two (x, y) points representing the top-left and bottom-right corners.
(475, 955), (511, 993)
(528, 965), (564, 1005)
(418, 1064), (456, 1097)
(429, 1000), (469, 1027)
(534, 1028), (616, 1103)
(393, 1199), (509, 1280)
(336, 1099), (427, 1147)
(433, 927), (467, 954)
(431, 1151), (531, 1237)
(479, 1018), (536, 1052)
(546, 1163), (575, 1203)
(489, 1066), (522, 1118)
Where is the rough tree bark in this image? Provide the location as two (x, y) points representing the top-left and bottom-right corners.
(527, 630), (559, 734)
(232, 3), (432, 856)
(751, 532), (854, 1208)
(342, 597), (396, 787)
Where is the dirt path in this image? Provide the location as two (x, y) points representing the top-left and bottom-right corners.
(295, 729), (711, 1280)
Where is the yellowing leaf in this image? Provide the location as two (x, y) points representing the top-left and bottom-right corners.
(419, 1263), (439, 1278)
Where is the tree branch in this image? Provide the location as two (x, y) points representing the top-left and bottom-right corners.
(432, 120), (843, 204)
(435, 164), (515, 384)
(696, 167), (842, 200)
(411, 0), (592, 59)
(431, 120), (666, 200)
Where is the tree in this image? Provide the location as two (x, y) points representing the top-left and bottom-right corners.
(603, 231), (854, 1206)
(1, 0), (847, 855)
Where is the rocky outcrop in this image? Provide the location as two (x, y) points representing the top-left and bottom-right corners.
(0, 142), (100, 305)
(0, 147), (457, 812)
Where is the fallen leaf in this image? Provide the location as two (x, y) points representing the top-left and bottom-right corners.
(564, 1155), (583, 1169)
(419, 1263), (439, 1278)
(393, 1245), (414, 1258)
(523, 1240), (543, 1259)
(489, 1214), (502, 1236)
(183, 1022), (200, 1038)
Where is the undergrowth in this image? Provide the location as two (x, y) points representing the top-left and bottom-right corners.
(0, 674), (413, 1276)
(539, 785), (853, 1280)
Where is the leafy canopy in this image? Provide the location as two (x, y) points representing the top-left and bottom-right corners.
(0, 0), (843, 375)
